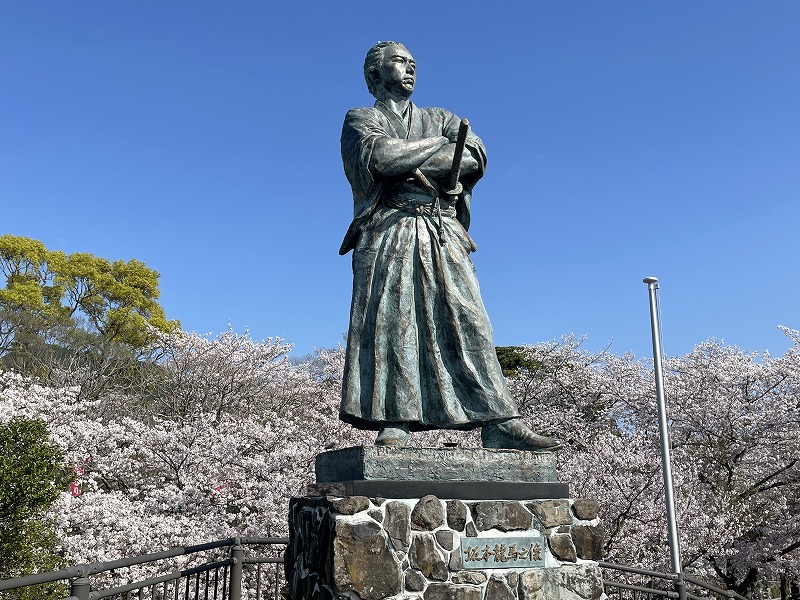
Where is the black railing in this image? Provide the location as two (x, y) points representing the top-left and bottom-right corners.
(600, 562), (751, 600)
(0, 537), (288, 600)
(2, 544), (753, 600)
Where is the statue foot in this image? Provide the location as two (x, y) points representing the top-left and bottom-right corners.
(375, 423), (409, 446)
(481, 419), (563, 451)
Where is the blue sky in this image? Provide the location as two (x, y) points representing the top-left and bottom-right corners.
(2, 2), (798, 360)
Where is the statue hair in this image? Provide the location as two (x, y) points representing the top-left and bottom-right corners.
(363, 41), (408, 98)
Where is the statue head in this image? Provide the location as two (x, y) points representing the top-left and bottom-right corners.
(363, 41), (415, 100)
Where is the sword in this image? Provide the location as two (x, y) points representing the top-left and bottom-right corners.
(411, 168), (439, 198)
(410, 118), (477, 251)
(409, 118), (470, 197)
(445, 118), (477, 250)
(444, 118), (470, 198)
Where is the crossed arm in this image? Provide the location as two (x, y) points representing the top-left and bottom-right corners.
(369, 136), (480, 179)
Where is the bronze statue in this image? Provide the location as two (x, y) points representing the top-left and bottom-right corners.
(339, 41), (561, 451)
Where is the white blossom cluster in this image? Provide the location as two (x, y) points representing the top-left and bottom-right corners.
(0, 330), (368, 589)
(2, 328), (799, 594)
(509, 333), (800, 592)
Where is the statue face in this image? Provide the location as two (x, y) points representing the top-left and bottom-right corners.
(375, 45), (416, 99)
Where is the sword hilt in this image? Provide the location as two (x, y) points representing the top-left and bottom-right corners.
(444, 118), (470, 196)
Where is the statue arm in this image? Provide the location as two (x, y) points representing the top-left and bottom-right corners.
(369, 136), (450, 176)
(418, 144), (480, 178)
(419, 109), (485, 180)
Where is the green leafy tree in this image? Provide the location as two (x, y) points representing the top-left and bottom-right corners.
(0, 235), (178, 402)
(495, 345), (546, 377)
(0, 417), (71, 600)
(0, 235), (176, 353)
(0, 237), (65, 356)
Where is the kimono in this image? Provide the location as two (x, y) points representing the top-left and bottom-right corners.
(339, 100), (519, 431)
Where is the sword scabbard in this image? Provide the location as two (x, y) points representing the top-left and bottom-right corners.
(445, 118), (470, 196)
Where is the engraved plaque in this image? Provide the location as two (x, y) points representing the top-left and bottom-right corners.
(459, 535), (546, 569)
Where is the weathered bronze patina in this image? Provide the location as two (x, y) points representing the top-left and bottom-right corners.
(339, 41), (561, 451)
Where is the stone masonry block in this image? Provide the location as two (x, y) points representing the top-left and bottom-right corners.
(486, 575), (517, 600)
(571, 499), (599, 521)
(412, 495), (445, 531)
(409, 533), (448, 581)
(331, 496), (369, 515)
(470, 501), (533, 532)
(331, 518), (402, 600)
(572, 525), (604, 561)
(518, 566), (603, 600)
(446, 499), (468, 531)
(527, 500), (572, 528)
(423, 583), (482, 600)
(385, 501), (412, 551)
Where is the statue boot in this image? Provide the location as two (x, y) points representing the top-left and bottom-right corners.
(481, 419), (563, 451)
(375, 423), (409, 446)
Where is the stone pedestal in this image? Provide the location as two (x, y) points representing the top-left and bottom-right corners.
(315, 446), (559, 483)
(285, 447), (604, 600)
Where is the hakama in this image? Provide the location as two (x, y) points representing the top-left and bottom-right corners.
(340, 102), (518, 431)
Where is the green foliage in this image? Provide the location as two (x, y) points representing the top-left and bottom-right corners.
(0, 417), (70, 599)
(0, 234), (178, 356)
(495, 345), (545, 377)
(0, 236), (65, 324)
(0, 235), (179, 400)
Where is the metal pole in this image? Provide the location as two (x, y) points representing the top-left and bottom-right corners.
(70, 576), (91, 600)
(643, 277), (686, 600)
(229, 542), (243, 600)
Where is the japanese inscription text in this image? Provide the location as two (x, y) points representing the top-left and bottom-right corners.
(459, 536), (546, 569)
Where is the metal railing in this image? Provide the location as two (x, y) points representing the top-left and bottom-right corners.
(601, 562), (751, 600)
(3, 544), (754, 600)
(0, 537), (288, 600)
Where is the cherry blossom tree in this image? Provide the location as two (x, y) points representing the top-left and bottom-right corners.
(0, 330), (372, 590)
(508, 333), (800, 597)
(663, 338), (800, 594)
(2, 327), (798, 598)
